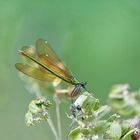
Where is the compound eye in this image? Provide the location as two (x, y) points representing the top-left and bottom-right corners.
(76, 105), (81, 110)
(81, 82), (87, 87)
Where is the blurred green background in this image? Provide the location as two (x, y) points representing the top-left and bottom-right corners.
(0, 0), (140, 140)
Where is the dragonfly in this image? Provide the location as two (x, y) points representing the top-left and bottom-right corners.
(15, 38), (87, 97)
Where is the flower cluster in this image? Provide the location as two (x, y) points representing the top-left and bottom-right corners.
(25, 97), (52, 126)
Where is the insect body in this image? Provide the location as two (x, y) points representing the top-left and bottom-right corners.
(15, 39), (87, 97)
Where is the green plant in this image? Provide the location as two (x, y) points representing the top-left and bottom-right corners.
(15, 40), (140, 140)
(17, 71), (140, 140)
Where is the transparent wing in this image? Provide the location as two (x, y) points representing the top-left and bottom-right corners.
(36, 38), (74, 83)
(15, 63), (57, 81)
(21, 46), (38, 62)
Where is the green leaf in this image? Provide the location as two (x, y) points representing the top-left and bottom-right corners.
(121, 121), (131, 137)
(68, 127), (82, 140)
(82, 95), (100, 112)
(121, 129), (136, 140)
(107, 114), (120, 122)
(95, 105), (110, 117)
(110, 99), (125, 109)
(81, 128), (90, 135)
(93, 120), (109, 133)
(110, 121), (121, 140)
(118, 105), (136, 116)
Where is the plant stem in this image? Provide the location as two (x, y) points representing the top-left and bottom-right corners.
(47, 119), (60, 140)
(55, 96), (62, 140)
(31, 83), (60, 140)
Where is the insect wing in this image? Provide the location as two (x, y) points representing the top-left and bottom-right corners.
(15, 63), (57, 81)
(36, 39), (74, 83)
